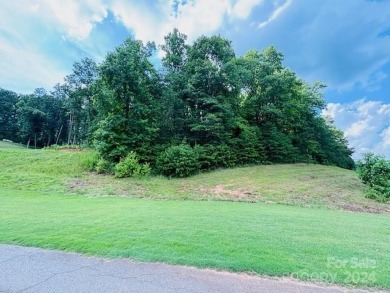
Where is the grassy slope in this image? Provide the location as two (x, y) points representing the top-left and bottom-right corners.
(0, 141), (25, 149)
(0, 144), (389, 289)
(70, 164), (390, 213)
(0, 146), (97, 194)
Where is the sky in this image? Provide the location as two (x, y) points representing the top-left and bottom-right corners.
(0, 0), (389, 159)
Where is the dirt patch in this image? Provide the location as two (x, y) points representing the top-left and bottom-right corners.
(339, 204), (390, 214)
(66, 174), (146, 198)
(68, 178), (90, 190)
(197, 184), (257, 201)
(323, 190), (390, 214)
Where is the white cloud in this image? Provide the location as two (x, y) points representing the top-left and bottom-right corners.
(37, 0), (108, 40)
(110, 0), (163, 42)
(231, 0), (263, 19)
(0, 40), (67, 92)
(110, 0), (230, 43)
(381, 127), (390, 147)
(0, 0), (266, 94)
(0, 1), (108, 41)
(323, 99), (390, 159)
(0, 1), (73, 93)
(252, 0), (390, 92)
(345, 120), (372, 138)
(258, 0), (292, 29)
(110, 0), (264, 43)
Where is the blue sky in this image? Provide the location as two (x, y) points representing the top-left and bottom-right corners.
(0, 0), (389, 158)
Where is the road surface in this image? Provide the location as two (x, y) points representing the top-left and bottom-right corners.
(0, 244), (382, 293)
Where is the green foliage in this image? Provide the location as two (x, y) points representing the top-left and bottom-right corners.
(63, 58), (98, 145)
(95, 158), (115, 174)
(357, 153), (390, 201)
(0, 31), (355, 177)
(114, 152), (151, 178)
(93, 114), (131, 162)
(156, 144), (200, 177)
(195, 144), (236, 170)
(0, 88), (19, 141)
(95, 38), (160, 162)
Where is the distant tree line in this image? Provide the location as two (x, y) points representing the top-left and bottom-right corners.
(0, 29), (355, 175)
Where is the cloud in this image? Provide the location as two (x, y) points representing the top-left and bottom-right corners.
(110, 0), (264, 43)
(381, 127), (390, 147)
(1, 0), (390, 110)
(323, 99), (390, 159)
(345, 120), (372, 138)
(245, 0), (390, 93)
(231, 0), (263, 19)
(257, 0), (292, 29)
(36, 0), (108, 40)
(0, 1), (72, 93)
(0, 39), (67, 93)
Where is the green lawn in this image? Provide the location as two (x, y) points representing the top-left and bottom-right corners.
(0, 144), (389, 289)
(1, 191), (389, 289)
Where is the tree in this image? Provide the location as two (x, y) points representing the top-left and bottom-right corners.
(184, 35), (239, 145)
(17, 88), (65, 148)
(159, 28), (190, 143)
(0, 88), (19, 141)
(17, 92), (46, 148)
(95, 38), (160, 162)
(1, 32), (356, 174)
(64, 58), (98, 145)
(357, 153), (390, 201)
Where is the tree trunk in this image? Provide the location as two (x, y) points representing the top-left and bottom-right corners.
(56, 125), (63, 145)
(68, 113), (73, 145)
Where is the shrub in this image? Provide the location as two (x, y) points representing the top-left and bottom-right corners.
(194, 144), (236, 170)
(156, 144), (200, 178)
(82, 152), (100, 172)
(95, 158), (115, 174)
(114, 152), (151, 178)
(356, 153), (390, 201)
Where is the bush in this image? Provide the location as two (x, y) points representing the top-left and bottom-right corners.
(156, 144), (200, 178)
(114, 152), (151, 178)
(356, 153), (390, 201)
(194, 144), (236, 170)
(95, 158), (115, 174)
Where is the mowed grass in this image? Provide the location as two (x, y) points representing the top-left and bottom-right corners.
(2, 140), (386, 213)
(0, 192), (389, 289)
(70, 165), (389, 213)
(0, 144), (97, 194)
(0, 141), (25, 149)
(1, 143), (389, 289)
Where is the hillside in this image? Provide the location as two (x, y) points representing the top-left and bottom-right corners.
(0, 145), (388, 213)
(1, 144), (390, 290)
(0, 140), (25, 149)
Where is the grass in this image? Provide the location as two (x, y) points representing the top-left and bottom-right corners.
(0, 140), (25, 149)
(69, 164), (390, 213)
(0, 144), (97, 194)
(0, 191), (389, 289)
(0, 142), (389, 289)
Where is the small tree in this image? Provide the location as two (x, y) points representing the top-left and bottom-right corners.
(356, 153), (390, 201)
(156, 144), (200, 178)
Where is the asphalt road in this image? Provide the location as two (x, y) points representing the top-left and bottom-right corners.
(0, 244), (382, 293)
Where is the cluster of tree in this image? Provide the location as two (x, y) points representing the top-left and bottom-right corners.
(357, 153), (390, 201)
(0, 29), (355, 175)
(0, 57), (97, 148)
